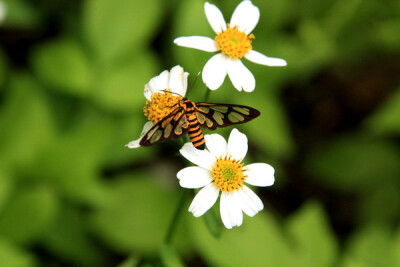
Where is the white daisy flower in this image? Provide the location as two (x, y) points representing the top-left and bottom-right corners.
(126, 65), (189, 148)
(177, 128), (275, 229)
(174, 0), (287, 93)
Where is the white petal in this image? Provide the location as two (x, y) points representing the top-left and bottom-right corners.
(204, 133), (227, 157)
(144, 84), (152, 100)
(226, 58), (255, 92)
(179, 142), (216, 170)
(157, 70), (170, 90)
(227, 128), (248, 162)
(242, 185), (264, 211)
(174, 36), (218, 52)
(230, 0), (260, 35)
(220, 192), (232, 229)
(189, 183), (220, 217)
(168, 65), (186, 97)
(245, 50), (287, 66)
(202, 53), (228, 90)
(148, 70), (169, 93)
(177, 166), (213, 189)
(125, 121), (154, 148)
(245, 163), (275, 187)
(238, 187), (263, 216)
(220, 191), (243, 229)
(204, 2), (227, 34)
(230, 191), (244, 227)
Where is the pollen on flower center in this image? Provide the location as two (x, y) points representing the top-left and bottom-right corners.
(143, 90), (182, 124)
(215, 24), (254, 59)
(211, 153), (247, 192)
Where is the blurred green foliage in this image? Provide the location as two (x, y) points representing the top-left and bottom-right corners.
(0, 0), (399, 266)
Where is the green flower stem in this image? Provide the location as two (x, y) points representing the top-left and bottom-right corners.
(183, 134), (190, 143)
(164, 189), (189, 244)
(204, 89), (212, 102)
(164, 85), (212, 245)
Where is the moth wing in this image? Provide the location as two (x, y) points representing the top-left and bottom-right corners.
(195, 103), (260, 130)
(139, 108), (189, 147)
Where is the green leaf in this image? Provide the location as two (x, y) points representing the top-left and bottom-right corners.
(364, 88), (400, 136)
(189, 209), (292, 267)
(41, 205), (110, 267)
(234, 93), (295, 159)
(322, 0), (362, 37)
(159, 245), (185, 267)
(0, 48), (7, 90)
(202, 206), (222, 239)
(31, 38), (92, 97)
(2, 0), (40, 28)
(28, 112), (112, 203)
(0, 238), (36, 267)
(0, 73), (55, 169)
(90, 175), (190, 254)
(257, 0), (294, 31)
(102, 113), (154, 168)
(92, 50), (159, 113)
(305, 135), (400, 192)
(118, 256), (139, 267)
(297, 20), (335, 66)
(83, 0), (163, 63)
(342, 225), (395, 267)
(0, 186), (58, 245)
(393, 225), (400, 266)
(359, 186), (400, 224)
(286, 201), (338, 267)
(374, 19), (400, 51)
(0, 166), (13, 214)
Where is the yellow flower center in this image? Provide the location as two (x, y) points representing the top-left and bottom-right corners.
(143, 90), (182, 124)
(215, 24), (254, 59)
(212, 153), (247, 192)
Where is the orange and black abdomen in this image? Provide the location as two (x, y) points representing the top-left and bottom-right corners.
(184, 100), (206, 150)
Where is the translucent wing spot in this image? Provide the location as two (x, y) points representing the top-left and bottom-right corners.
(175, 116), (188, 135)
(161, 117), (173, 128)
(196, 112), (206, 124)
(174, 111), (183, 121)
(228, 112), (244, 122)
(146, 125), (159, 141)
(199, 107), (210, 113)
(164, 123), (173, 138)
(210, 106), (228, 113)
(206, 118), (214, 127)
(213, 111), (224, 125)
(181, 115), (188, 128)
(175, 125), (182, 135)
(233, 106), (250, 115)
(150, 129), (163, 143)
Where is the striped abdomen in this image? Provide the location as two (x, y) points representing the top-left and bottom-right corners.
(184, 100), (205, 150)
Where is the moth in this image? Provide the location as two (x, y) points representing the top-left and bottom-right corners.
(140, 95), (260, 150)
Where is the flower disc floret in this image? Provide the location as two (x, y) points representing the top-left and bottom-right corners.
(215, 24), (254, 59)
(143, 90), (182, 124)
(212, 153), (247, 192)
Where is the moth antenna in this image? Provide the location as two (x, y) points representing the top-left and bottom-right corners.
(161, 71), (201, 98)
(187, 72), (201, 96)
(161, 90), (183, 97)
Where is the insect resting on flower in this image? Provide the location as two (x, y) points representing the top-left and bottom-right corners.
(139, 91), (260, 150)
